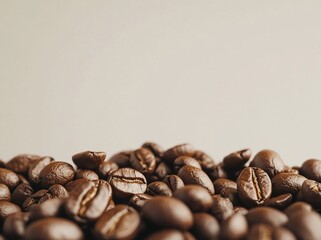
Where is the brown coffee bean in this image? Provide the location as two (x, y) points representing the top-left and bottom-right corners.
(271, 173), (306, 196)
(247, 224), (296, 240)
(29, 198), (65, 221)
(11, 183), (34, 206)
(214, 178), (237, 194)
(48, 184), (69, 198)
(250, 150), (285, 177)
(210, 195), (234, 222)
(267, 193), (292, 210)
(128, 193), (153, 211)
(220, 213), (248, 240)
(192, 150), (216, 170)
(144, 230), (186, 240)
(0, 168), (20, 190)
(75, 169), (99, 181)
(173, 156), (202, 173)
(284, 201), (312, 217)
(93, 205), (140, 240)
(0, 183), (11, 201)
(152, 162), (172, 181)
(301, 179), (321, 209)
(72, 151), (106, 169)
(234, 207), (248, 215)
(142, 142), (164, 158)
(163, 175), (185, 192)
(220, 187), (242, 206)
(207, 163), (229, 181)
(246, 207), (288, 227)
(191, 213), (219, 240)
(223, 149), (252, 170)
(108, 150), (132, 168)
(6, 154), (41, 175)
(163, 144), (195, 163)
(146, 181), (172, 196)
(130, 148), (156, 175)
(22, 189), (52, 211)
(3, 211), (30, 240)
(237, 167), (272, 208)
(95, 161), (118, 179)
(0, 201), (21, 225)
(301, 159), (321, 182)
(65, 179), (90, 192)
(28, 156), (54, 185)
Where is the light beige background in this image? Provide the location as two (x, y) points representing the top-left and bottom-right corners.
(1, 1), (321, 166)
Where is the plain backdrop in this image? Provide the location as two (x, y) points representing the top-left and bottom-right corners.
(1, 1), (321, 166)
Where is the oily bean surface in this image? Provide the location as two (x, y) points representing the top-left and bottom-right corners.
(163, 143), (195, 163)
(301, 179), (321, 209)
(72, 151), (106, 169)
(246, 207), (288, 227)
(0, 168), (20, 190)
(3, 211), (30, 240)
(267, 193), (293, 210)
(6, 154), (40, 175)
(0, 184), (11, 201)
(223, 149), (252, 170)
(28, 156), (54, 185)
(191, 213), (220, 240)
(146, 181), (172, 196)
(130, 148), (156, 175)
(300, 159), (321, 182)
(271, 173), (307, 196)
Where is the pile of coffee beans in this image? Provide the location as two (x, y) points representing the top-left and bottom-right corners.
(1, 143), (321, 239)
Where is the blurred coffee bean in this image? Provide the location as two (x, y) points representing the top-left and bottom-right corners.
(191, 213), (220, 240)
(210, 195), (234, 222)
(142, 142), (164, 159)
(192, 150), (216, 171)
(39, 162), (75, 188)
(163, 144), (195, 163)
(108, 150), (132, 168)
(6, 154), (40, 175)
(284, 201), (312, 217)
(0, 168), (20, 190)
(0, 201), (21, 225)
(72, 151), (106, 169)
(130, 148), (156, 175)
(144, 230), (186, 240)
(28, 156), (54, 186)
(152, 162), (172, 181)
(271, 173), (306, 196)
(234, 207), (248, 215)
(11, 183), (34, 206)
(22, 189), (51, 211)
(128, 193), (153, 211)
(246, 207), (288, 227)
(250, 150), (285, 177)
(173, 156), (201, 173)
(220, 213), (248, 240)
(65, 178), (90, 192)
(163, 175), (184, 192)
(207, 163), (229, 181)
(0, 183), (11, 201)
(214, 178), (237, 194)
(301, 159), (321, 182)
(3, 211), (30, 240)
(146, 181), (172, 196)
(220, 187), (242, 206)
(29, 198), (65, 221)
(48, 184), (69, 198)
(95, 161), (118, 179)
(247, 224), (296, 240)
(223, 149), (252, 170)
(301, 179), (321, 209)
(267, 193), (292, 210)
(75, 169), (99, 181)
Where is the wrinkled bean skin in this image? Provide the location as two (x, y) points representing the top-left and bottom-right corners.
(39, 162), (75, 188)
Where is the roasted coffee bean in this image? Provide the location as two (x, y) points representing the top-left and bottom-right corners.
(237, 167), (272, 208)
(220, 213), (248, 240)
(192, 150), (215, 170)
(0, 183), (11, 201)
(284, 201), (312, 217)
(28, 156), (54, 185)
(3, 211), (30, 240)
(178, 166), (215, 195)
(29, 198), (65, 221)
(0, 159), (5, 168)
(207, 163), (228, 181)
(173, 156), (202, 173)
(109, 150), (132, 168)
(247, 224), (296, 240)
(130, 148), (156, 175)
(271, 173), (306, 196)
(223, 149), (252, 170)
(210, 195), (234, 222)
(301, 179), (321, 209)
(65, 180), (112, 223)
(0, 168), (20, 190)
(152, 162), (172, 181)
(108, 168), (147, 199)
(22, 189), (52, 211)
(221, 187), (241, 206)
(144, 230), (187, 240)
(191, 213), (220, 240)
(213, 178), (237, 194)
(246, 207), (288, 227)
(96, 161), (118, 179)
(142, 142), (164, 159)
(267, 193), (292, 210)
(0, 201), (21, 225)
(163, 175), (184, 192)
(93, 205), (140, 240)
(146, 181), (172, 196)
(128, 193), (153, 211)
(25, 217), (84, 240)
(250, 150), (285, 177)
(65, 178), (90, 192)
(301, 159), (321, 182)
(234, 207), (248, 215)
(173, 185), (213, 212)
(39, 161), (75, 188)
(11, 183), (34, 206)
(163, 143), (195, 163)
(285, 210), (321, 240)
(48, 184), (69, 198)
(72, 151), (106, 169)
(75, 169), (99, 181)
(142, 196), (193, 230)
(6, 154), (40, 175)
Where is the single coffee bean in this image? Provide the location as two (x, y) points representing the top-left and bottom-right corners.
(130, 148), (156, 175)
(233, 207), (248, 215)
(173, 185), (213, 212)
(3, 211), (30, 240)
(220, 213), (248, 240)
(0, 183), (11, 201)
(0, 201), (21, 225)
(0, 168), (20, 190)
(173, 156), (202, 173)
(65, 180), (112, 223)
(11, 183), (34, 206)
(163, 175), (185, 192)
(284, 201), (312, 217)
(163, 143), (195, 163)
(39, 161), (75, 188)
(93, 205), (140, 240)
(29, 198), (65, 221)
(285, 210), (321, 240)
(28, 156), (54, 185)
(22, 189), (51, 211)
(301, 159), (321, 182)
(48, 184), (69, 198)
(25, 217), (84, 240)
(146, 181), (172, 196)
(213, 178), (237, 194)
(152, 162), (172, 181)
(246, 207), (288, 227)
(301, 179), (321, 209)
(108, 150), (132, 168)
(247, 224), (296, 240)
(178, 166), (215, 195)
(142, 196), (193, 230)
(207, 163), (228, 181)
(6, 154), (40, 175)
(144, 230), (186, 240)
(271, 172), (306, 196)
(108, 168), (147, 199)
(250, 149), (285, 177)
(220, 187), (242, 206)
(192, 150), (216, 171)
(72, 151), (106, 169)
(223, 149), (252, 170)
(95, 161), (119, 179)
(267, 193), (292, 210)
(142, 142), (164, 159)
(237, 167), (272, 208)
(191, 213), (220, 240)
(65, 178), (90, 192)
(75, 169), (99, 181)
(210, 195), (234, 222)
(128, 193), (153, 211)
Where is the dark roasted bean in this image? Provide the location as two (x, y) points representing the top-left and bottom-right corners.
(0, 201), (21, 225)
(301, 179), (321, 209)
(11, 183), (34, 207)
(96, 161), (118, 179)
(142, 142), (164, 159)
(247, 224), (296, 240)
(29, 198), (65, 221)
(221, 187), (242, 206)
(163, 175), (185, 192)
(192, 150), (216, 170)
(267, 193), (292, 210)
(223, 149), (252, 170)
(0, 183), (11, 201)
(207, 163), (228, 181)
(0, 168), (20, 190)
(191, 213), (220, 240)
(173, 156), (201, 173)
(213, 178), (237, 194)
(250, 150), (285, 177)
(130, 148), (156, 175)
(220, 213), (248, 240)
(75, 169), (99, 181)
(28, 156), (54, 185)
(284, 201), (312, 217)
(146, 181), (172, 196)
(163, 144), (195, 163)
(128, 193), (153, 211)
(3, 212), (30, 240)
(22, 189), (51, 211)
(210, 195), (234, 222)
(48, 184), (69, 198)
(72, 151), (106, 169)
(6, 154), (40, 175)
(246, 207), (288, 227)
(108, 151), (132, 168)
(300, 159), (321, 182)
(65, 178), (90, 192)
(152, 162), (172, 181)
(271, 173), (306, 196)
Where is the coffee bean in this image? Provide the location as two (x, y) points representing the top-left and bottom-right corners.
(3, 211), (30, 240)
(144, 230), (186, 240)
(65, 180), (112, 223)
(237, 167), (272, 208)
(142, 142), (164, 159)
(128, 193), (153, 211)
(220, 213), (248, 240)
(75, 169), (99, 181)
(173, 156), (202, 173)
(109, 150), (132, 168)
(11, 183), (34, 206)
(130, 148), (156, 175)
(6, 154), (40, 175)
(28, 156), (54, 185)
(163, 175), (185, 192)
(191, 213), (220, 240)
(247, 224), (296, 240)
(0, 168), (20, 190)
(210, 195), (234, 222)
(93, 205), (140, 240)
(25, 217), (84, 240)
(233, 207), (248, 215)
(108, 168), (147, 199)
(95, 161), (118, 179)
(246, 207), (288, 227)
(214, 178), (237, 194)
(29, 198), (65, 221)
(22, 189), (52, 211)
(192, 150), (216, 170)
(72, 151), (106, 169)
(39, 161), (75, 188)
(301, 159), (321, 182)
(163, 144), (195, 163)
(0, 201), (21, 225)
(65, 178), (90, 192)
(146, 181), (172, 196)
(271, 173), (306, 196)
(223, 149), (252, 170)
(0, 183), (11, 201)
(207, 163), (228, 181)
(48, 184), (69, 198)
(173, 185), (213, 212)
(178, 166), (215, 195)
(250, 150), (285, 177)
(220, 187), (242, 206)
(152, 162), (172, 181)
(267, 193), (292, 210)
(301, 179), (321, 209)
(284, 201), (312, 217)
(142, 196), (193, 230)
